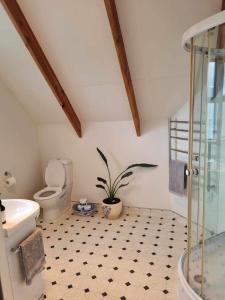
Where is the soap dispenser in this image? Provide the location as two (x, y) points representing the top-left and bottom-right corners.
(0, 199), (6, 225)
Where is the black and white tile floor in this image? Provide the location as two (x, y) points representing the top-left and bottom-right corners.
(38, 206), (187, 300)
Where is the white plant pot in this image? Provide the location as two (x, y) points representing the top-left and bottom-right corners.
(102, 198), (122, 219)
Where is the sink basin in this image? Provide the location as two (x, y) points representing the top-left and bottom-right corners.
(2, 199), (40, 237)
(2, 200), (43, 300)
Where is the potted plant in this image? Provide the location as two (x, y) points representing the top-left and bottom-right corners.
(96, 148), (158, 219)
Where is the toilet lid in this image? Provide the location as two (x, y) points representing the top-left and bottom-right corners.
(45, 160), (65, 187)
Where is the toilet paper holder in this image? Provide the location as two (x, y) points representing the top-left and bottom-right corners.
(4, 171), (16, 187)
(4, 171), (12, 177)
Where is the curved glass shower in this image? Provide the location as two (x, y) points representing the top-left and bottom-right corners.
(185, 18), (225, 300)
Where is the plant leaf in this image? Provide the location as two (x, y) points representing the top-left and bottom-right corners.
(97, 177), (107, 184)
(118, 182), (129, 189)
(126, 163), (158, 170)
(121, 171), (133, 179)
(97, 147), (108, 166)
(96, 184), (105, 190)
(96, 184), (109, 198)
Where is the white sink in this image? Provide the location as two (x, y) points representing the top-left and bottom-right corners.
(2, 200), (43, 300)
(2, 199), (40, 237)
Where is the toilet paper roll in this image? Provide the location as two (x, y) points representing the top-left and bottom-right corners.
(5, 176), (16, 187)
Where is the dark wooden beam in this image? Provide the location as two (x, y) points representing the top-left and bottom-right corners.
(217, 0), (225, 49)
(104, 0), (141, 136)
(1, 0), (82, 137)
(221, 0), (225, 11)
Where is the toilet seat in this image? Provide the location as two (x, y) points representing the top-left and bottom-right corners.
(34, 186), (62, 201)
(33, 158), (72, 221)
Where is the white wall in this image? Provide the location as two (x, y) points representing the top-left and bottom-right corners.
(0, 80), (42, 199)
(38, 120), (170, 209)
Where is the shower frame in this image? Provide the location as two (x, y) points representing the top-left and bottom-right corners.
(181, 10), (225, 299)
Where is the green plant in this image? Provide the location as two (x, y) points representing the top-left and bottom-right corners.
(96, 148), (158, 204)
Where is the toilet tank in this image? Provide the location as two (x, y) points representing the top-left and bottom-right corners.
(59, 159), (73, 186)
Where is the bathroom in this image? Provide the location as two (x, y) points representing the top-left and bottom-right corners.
(0, 1), (224, 300)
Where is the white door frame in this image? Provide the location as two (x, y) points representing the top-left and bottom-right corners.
(0, 213), (14, 300)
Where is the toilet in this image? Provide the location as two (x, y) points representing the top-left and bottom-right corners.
(34, 159), (73, 221)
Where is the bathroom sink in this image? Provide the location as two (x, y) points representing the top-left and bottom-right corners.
(2, 199), (40, 237)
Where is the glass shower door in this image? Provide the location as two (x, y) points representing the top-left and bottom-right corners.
(187, 24), (225, 300)
(201, 26), (225, 299)
(187, 34), (209, 296)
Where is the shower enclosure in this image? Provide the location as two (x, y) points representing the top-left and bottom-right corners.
(178, 11), (225, 300)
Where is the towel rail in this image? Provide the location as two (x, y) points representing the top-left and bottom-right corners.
(170, 136), (200, 143)
(171, 128), (189, 132)
(170, 148), (188, 154)
(169, 117), (189, 160)
(170, 120), (202, 124)
(170, 120), (189, 124)
(170, 128), (201, 134)
(170, 136), (188, 141)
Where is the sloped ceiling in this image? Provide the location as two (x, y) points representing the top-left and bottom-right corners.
(0, 0), (221, 125)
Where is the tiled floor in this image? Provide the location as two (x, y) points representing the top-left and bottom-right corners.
(38, 205), (187, 300)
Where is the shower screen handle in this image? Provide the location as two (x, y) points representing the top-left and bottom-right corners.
(186, 168), (199, 176)
(192, 154), (199, 161)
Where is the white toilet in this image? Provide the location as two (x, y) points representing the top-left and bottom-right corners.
(34, 158), (73, 221)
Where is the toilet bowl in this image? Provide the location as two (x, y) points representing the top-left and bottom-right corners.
(34, 159), (73, 221)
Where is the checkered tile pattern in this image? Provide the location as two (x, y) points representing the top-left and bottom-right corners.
(38, 205), (187, 300)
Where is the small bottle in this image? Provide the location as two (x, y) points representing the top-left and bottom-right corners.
(0, 200), (6, 225)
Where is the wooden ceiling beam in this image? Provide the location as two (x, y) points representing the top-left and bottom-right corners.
(217, 0), (225, 48)
(221, 0), (225, 11)
(104, 0), (141, 136)
(1, 0), (82, 137)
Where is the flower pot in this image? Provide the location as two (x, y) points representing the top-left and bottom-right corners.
(102, 198), (122, 219)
